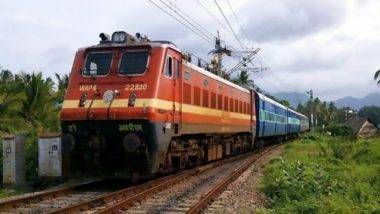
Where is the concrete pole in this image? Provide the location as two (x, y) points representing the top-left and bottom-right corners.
(2, 133), (25, 186)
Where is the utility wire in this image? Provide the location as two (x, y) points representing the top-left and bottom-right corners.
(213, 0), (245, 51)
(195, 0), (231, 35)
(148, 0), (214, 45)
(227, 48), (260, 75)
(165, 0), (215, 40)
(157, 0), (214, 42)
(225, 0), (250, 47)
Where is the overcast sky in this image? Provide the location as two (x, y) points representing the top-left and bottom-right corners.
(0, 0), (379, 100)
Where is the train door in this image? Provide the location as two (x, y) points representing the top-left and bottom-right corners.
(165, 49), (182, 135)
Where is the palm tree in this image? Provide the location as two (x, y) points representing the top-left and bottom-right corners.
(231, 70), (254, 89)
(0, 70), (25, 113)
(375, 69), (380, 85)
(55, 73), (69, 104)
(15, 72), (55, 123)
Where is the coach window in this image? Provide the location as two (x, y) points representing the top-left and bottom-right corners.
(164, 56), (173, 77)
(171, 58), (179, 78)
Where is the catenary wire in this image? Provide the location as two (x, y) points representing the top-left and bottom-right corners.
(213, 0), (246, 51)
(158, 0), (214, 42)
(165, 0), (215, 40)
(148, 0), (214, 45)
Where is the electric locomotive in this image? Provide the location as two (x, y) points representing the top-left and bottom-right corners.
(61, 31), (257, 177)
(61, 31), (308, 177)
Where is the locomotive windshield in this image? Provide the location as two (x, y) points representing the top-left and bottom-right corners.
(83, 52), (113, 76)
(118, 51), (149, 75)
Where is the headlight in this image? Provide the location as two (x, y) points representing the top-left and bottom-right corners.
(112, 31), (127, 43)
(103, 90), (114, 103)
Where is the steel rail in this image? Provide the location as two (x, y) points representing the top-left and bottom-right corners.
(47, 172), (185, 213)
(187, 145), (278, 213)
(0, 179), (103, 211)
(89, 152), (255, 214)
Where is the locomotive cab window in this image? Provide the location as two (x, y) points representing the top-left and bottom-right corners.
(164, 56), (173, 77)
(118, 50), (149, 75)
(83, 52), (113, 76)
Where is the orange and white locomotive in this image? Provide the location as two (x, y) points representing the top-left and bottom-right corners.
(61, 31), (257, 176)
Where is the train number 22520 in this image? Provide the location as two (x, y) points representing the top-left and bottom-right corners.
(124, 83), (147, 91)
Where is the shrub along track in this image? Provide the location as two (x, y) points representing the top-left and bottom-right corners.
(0, 145), (279, 213)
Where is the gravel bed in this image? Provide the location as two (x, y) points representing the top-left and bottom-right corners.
(124, 157), (248, 214)
(205, 145), (284, 213)
(0, 177), (97, 203)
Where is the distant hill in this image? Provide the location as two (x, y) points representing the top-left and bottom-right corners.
(333, 93), (380, 110)
(273, 92), (309, 108)
(273, 92), (380, 110)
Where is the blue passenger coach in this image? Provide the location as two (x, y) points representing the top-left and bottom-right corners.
(287, 108), (301, 134)
(254, 91), (309, 147)
(255, 92), (288, 138)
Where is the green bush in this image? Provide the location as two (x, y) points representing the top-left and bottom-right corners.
(325, 123), (354, 137)
(260, 135), (380, 213)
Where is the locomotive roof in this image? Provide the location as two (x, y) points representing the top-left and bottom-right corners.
(84, 41), (180, 52)
(184, 61), (251, 94)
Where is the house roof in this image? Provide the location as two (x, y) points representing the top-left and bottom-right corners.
(345, 117), (378, 133)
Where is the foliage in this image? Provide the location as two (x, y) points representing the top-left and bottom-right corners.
(325, 123), (354, 137)
(375, 69), (380, 85)
(0, 69), (68, 183)
(231, 70), (254, 89)
(260, 133), (380, 213)
(279, 99), (290, 107)
(358, 106), (380, 126)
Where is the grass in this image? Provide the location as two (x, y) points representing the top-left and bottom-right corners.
(259, 132), (380, 214)
(0, 188), (21, 199)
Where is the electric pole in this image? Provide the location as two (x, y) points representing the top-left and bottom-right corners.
(306, 89), (314, 131)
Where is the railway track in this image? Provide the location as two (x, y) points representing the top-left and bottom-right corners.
(0, 178), (127, 213)
(0, 145), (278, 213)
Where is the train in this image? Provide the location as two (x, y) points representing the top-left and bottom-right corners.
(60, 31), (309, 177)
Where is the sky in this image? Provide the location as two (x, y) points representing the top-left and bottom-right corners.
(0, 0), (379, 101)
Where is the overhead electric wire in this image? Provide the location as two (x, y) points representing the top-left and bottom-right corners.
(165, 0), (215, 40)
(148, 0), (214, 45)
(213, 0), (246, 51)
(225, 0), (250, 47)
(227, 49), (260, 75)
(254, 54), (292, 92)
(157, 0), (214, 42)
(195, 0), (231, 35)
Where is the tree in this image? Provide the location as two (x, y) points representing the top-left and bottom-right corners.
(231, 70), (254, 89)
(55, 73), (69, 104)
(375, 69), (380, 85)
(358, 106), (380, 126)
(279, 99), (290, 107)
(14, 72), (59, 131)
